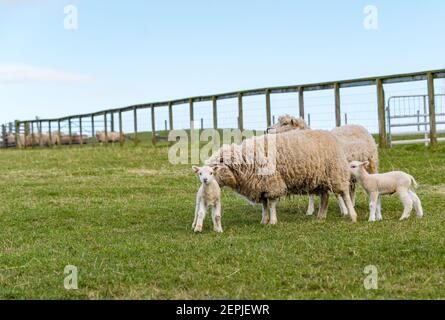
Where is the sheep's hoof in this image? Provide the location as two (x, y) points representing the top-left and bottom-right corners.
(261, 219), (269, 225)
(269, 220), (278, 225)
(214, 228), (223, 233)
(194, 225), (203, 233)
(399, 216), (409, 221)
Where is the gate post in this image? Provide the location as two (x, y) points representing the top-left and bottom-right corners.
(299, 87), (305, 119)
(334, 83), (341, 127)
(266, 89), (271, 128)
(427, 72), (437, 147)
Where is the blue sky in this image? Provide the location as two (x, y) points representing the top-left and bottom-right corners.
(1, 0), (444, 132)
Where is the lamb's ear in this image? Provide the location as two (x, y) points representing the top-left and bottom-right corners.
(192, 166), (200, 173)
(362, 161), (370, 168)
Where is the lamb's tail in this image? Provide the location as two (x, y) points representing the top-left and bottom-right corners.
(410, 175), (418, 189)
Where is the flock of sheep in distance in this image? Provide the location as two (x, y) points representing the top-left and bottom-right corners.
(192, 115), (424, 233)
(1, 131), (125, 147)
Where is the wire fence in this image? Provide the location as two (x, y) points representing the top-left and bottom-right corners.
(2, 69), (445, 148)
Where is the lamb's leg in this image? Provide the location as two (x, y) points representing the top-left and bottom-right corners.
(192, 201), (199, 230)
(350, 183), (356, 207)
(306, 194), (315, 216)
(336, 194), (348, 216)
(368, 191), (379, 222)
(317, 192), (329, 220)
(261, 199), (270, 225)
(376, 195), (383, 221)
(408, 190), (423, 218)
(398, 189), (413, 221)
(194, 203), (207, 232)
(269, 199), (278, 225)
(341, 191), (357, 223)
(212, 202), (223, 233)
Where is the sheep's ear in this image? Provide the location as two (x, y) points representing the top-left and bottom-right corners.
(212, 166), (220, 174)
(362, 161), (370, 167)
(192, 166), (200, 173)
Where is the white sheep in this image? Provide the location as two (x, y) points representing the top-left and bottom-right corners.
(191, 165), (223, 233)
(349, 160), (423, 221)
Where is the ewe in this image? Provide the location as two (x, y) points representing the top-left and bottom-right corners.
(349, 161), (423, 221)
(267, 114), (379, 217)
(191, 166), (223, 233)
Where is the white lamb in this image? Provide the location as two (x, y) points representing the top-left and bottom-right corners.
(349, 161), (423, 221)
(191, 166), (223, 233)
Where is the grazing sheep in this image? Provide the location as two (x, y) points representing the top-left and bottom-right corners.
(192, 165), (223, 233)
(96, 131), (124, 143)
(206, 130), (358, 224)
(349, 161), (423, 221)
(267, 114), (379, 216)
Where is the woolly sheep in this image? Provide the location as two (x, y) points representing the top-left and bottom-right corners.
(191, 165), (223, 233)
(205, 129), (358, 224)
(267, 114), (379, 216)
(96, 131), (124, 143)
(349, 161), (423, 221)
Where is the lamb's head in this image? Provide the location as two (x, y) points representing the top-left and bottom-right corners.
(209, 164), (237, 188)
(266, 114), (309, 134)
(192, 165), (217, 186)
(349, 160), (369, 177)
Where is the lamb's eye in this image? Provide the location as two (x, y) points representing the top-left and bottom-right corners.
(199, 173), (202, 175)
(210, 172), (213, 175)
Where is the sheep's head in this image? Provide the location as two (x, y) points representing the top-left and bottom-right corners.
(349, 160), (369, 177)
(267, 114), (309, 134)
(210, 164), (237, 188)
(192, 165), (217, 186)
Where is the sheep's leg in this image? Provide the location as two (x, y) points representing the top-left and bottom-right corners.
(306, 194), (315, 216)
(408, 190), (423, 218)
(341, 191), (357, 223)
(317, 192), (329, 220)
(212, 202), (223, 233)
(269, 199), (278, 225)
(368, 192), (379, 222)
(376, 195), (383, 221)
(261, 199), (270, 225)
(194, 203), (207, 232)
(398, 189), (413, 221)
(336, 194), (348, 216)
(350, 183), (356, 207)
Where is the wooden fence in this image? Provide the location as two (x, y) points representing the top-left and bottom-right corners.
(3, 69), (445, 149)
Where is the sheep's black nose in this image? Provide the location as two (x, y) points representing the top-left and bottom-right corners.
(266, 128), (270, 133)
(203, 178), (208, 183)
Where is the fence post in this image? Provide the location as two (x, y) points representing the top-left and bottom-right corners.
(299, 87), (305, 119)
(110, 112), (114, 132)
(119, 110), (124, 145)
(57, 120), (61, 146)
(238, 93), (243, 131)
(1, 124), (6, 148)
(334, 83), (341, 127)
(212, 97), (218, 130)
(189, 98), (194, 126)
(266, 89), (271, 128)
(15, 120), (21, 149)
(24, 122), (30, 148)
(427, 72), (437, 147)
(48, 121), (52, 147)
(376, 78), (388, 148)
(91, 115), (95, 144)
(151, 105), (156, 145)
(169, 102), (173, 131)
(39, 120), (43, 147)
(104, 112), (108, 144)
(68, 118), (72, 146)
(133, 107), (138, 145)
(79, 117), (83, 145)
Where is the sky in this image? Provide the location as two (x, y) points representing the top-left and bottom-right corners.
(1, 0), (445, 133)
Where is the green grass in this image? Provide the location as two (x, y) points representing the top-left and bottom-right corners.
(0, 142), (444, 299)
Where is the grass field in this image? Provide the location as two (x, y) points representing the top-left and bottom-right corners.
(0, 139), (444, 299)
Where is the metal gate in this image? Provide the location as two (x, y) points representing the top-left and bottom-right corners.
(386, 94), (445, 146)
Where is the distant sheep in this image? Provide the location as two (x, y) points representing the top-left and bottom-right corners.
(96, 131), (124, 143)
(191, 166), (222, 233)
(349, 160), (423, 221)
(267, 114), (379, 216)
(206, 129), (358, 224)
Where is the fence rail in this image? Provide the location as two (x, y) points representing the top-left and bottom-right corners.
(2, 68), (445, 149)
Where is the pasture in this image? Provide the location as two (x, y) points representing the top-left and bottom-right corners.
(0, 141), (444, 299)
